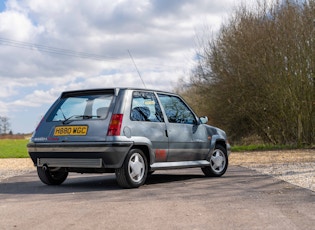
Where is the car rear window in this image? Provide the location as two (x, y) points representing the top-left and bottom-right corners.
(48, 93), (113, 122)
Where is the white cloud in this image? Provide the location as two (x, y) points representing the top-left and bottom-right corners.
(10, 88), (61, 107)
(0, 0), (241, 133)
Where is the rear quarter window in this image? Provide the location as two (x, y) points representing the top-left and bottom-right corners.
(130, 91), (164, 122)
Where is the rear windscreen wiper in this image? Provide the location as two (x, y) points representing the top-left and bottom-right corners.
(63, 115), (99, 124)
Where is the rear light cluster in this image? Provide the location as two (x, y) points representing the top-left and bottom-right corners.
(107, 114), (123, 136)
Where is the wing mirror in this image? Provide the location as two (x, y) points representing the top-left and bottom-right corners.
(199, 116), (208, 124)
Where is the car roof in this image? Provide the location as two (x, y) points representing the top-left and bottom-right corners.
(60, 87), (174, 97)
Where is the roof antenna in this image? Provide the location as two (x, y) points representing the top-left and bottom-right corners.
(127, 49), (147, 89)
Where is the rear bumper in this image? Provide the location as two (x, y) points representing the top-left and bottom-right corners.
(27, 141), (133, 169)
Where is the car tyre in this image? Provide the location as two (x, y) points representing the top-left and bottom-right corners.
(202, 145), (228, 177)
(115, 148), (148, 188)
(37, 166), (68, 185)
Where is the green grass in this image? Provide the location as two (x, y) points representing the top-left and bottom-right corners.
(231, 144), (294, 152)
(0, 139), (29, 158)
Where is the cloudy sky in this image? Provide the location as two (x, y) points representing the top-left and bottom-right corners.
(0, 0), (241, 134)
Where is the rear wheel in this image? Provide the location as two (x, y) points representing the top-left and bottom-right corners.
(115, 148), (148, 188)
(202, 145), (228, 177)
(37, 166), (68, 185)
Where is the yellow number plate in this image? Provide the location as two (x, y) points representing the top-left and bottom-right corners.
(54, 126), (88, 136)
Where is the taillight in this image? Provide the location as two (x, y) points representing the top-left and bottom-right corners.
(107, 114), (123, 136)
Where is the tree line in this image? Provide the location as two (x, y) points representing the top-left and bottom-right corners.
(178, 0), (314, 146)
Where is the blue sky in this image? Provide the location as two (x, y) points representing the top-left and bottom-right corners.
(0, 0), (5, 12)
(0, 0), (242, 133)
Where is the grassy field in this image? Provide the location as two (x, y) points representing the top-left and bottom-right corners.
(0, 139), (29, 158)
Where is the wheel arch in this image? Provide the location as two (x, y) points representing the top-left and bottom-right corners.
(209, 135), (230, 157)
(215, 140), (227, 150)
(130, 144), (154, 166)
(210, 135), (227, 150)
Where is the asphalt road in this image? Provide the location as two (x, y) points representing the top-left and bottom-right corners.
(0, 166), (314, 230)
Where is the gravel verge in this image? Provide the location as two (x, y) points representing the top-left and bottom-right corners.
(0, 158), (34, 181)
(229, 149), (314, 191)
(0, 149), (314, 191)
(246, 162), (314, 191)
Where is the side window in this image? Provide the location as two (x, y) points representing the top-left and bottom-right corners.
(131, 91), (164, 122)
(157, 94), (196, 124)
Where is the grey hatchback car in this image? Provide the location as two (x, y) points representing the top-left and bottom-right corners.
(28, 88), (230, 188)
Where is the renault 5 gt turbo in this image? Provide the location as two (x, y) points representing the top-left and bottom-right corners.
(27, 88), (230, 188)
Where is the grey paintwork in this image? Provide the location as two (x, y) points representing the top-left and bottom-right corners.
(28, 88), (230, 172)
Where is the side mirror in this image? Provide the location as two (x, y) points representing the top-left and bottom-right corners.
(199, 116), (208, 124)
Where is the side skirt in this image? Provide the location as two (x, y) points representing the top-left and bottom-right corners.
(150, 160), (210, 170)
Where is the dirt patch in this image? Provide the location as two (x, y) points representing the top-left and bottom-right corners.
(229, 149), (315, 166)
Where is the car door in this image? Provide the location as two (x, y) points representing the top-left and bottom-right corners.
(157, 93), (209, 162)
(128, 91), (169, 162)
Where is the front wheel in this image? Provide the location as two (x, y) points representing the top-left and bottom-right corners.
(202, 145), (228, 177)
(37, 166), (68, 185)
(115, 148), (148, 189)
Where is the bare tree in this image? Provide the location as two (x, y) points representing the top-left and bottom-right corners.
(0, 116), (11, 134)
(180, 0), (314, 146)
